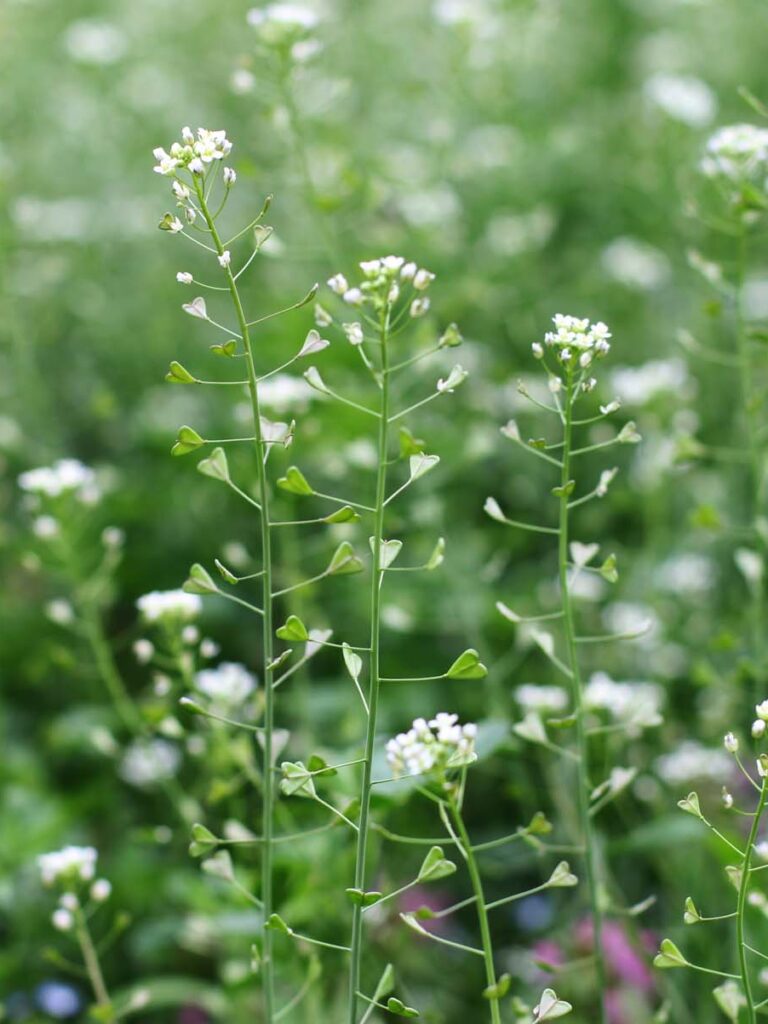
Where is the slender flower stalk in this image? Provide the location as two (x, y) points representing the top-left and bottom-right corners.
(489, 314), (640, 1022)
(347, 301), (392, 1023)
(190, 175), (279, 1020)
(152, 125), (327, 1022)
(557, 367), (607, 1020)
(656, 727), (768, 1023)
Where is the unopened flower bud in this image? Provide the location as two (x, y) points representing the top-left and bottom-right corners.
(223, 167), (237, 186)
(724, 732), (739, 753)
(753, 719), (767, 739)
(52, 908), (74, 932)
(177, 272), (193, 285)
(90, 879), (112, 902)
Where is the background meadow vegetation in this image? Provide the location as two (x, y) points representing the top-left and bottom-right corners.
(3, 0), (768, 1020)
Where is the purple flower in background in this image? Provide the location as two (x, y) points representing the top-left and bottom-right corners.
(178, 1006), (211, 1024)
(35, 981), (82, 1018)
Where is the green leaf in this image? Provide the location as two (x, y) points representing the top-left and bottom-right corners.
(280, 761), (316, 798)
(265, 913), (293, 935)
(399, 426), (425, 457)
(372, 964), (396, 1001)
(277, 465), (314, 495)
(417, 846), (457, 882)
(183, 564), (218, 595)
(171, 425), (205, 457)
(165, 360), (196, 384)
(345, 888), (382, 907)
(197, 447), (230, 483)
(713, 980), (746, 1021)
(328, 541), (364, 575)
(214, 558), (238, 585)
(446, 648), (488, 680)
(189, 823), (218, 859)
(438, 322), (463, 348)
(653, 938), (688, 970)
(201, 850), (234, 882)
(210, 339), (237, 357)
(323, 505), (359, 524)
(676, 792), (702, 819)
(409, 453), (440, 481)
(425, 537), (445, 570)
(307, 754), (337, 777)
(386, 997), (420, 1018)
(342, 643), (363, 686)
(683, 897), (700, 925)
(599, 553), (619, 583)
(551, 480), (575, 498)
(547, 861), (578, 888)
(276, 615), (309, 642)
(371, 537), (402, 570)
(483, 974), (511, 1000)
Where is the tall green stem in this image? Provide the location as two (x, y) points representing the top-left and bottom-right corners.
(558, 371), (607, 1022)
(75, 908), (115, 1021)
(449, 798), (501, 1024)
(736, 776), (768, 1022)
(347, 305), (390, 1024)
(734, 226), (765, 681)
(195, 180), (276, 1021)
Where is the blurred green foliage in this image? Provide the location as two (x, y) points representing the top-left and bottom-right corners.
(3, 0), (768, 1021)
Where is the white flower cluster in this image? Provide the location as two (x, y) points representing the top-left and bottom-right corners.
(533, 315), (612, 377)
(515, 684), (569, 714)
(153, 127), (233, 177)
(19, 458), (99, 504)
(751, 699), (768, 739)
(327, 256), (434, 319)
(247, 3), (318, 41)
(584, 672), (664, 732)
(136, 589), (202, 623)
(119, 738), (180, 788)
(702, 123), (768, 183)
(39, 846), (97, 887)
(655, 740), (732, 785)
(385, 713), (477, 779)
(194, 661), (256, 707)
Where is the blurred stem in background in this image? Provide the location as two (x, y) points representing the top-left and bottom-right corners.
(558, 369), (608, 1024)
(734, 226), (766, 685)
(347, 302), (390, 1024)
(193, 175), (278, 1022)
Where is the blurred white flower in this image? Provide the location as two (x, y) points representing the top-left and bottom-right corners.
(64, 20), (126, 65)
(90, 878), (112, 902)
(194, 662), (257, 707)
(39, 846), (97, 886)
(644, 73), (716, 127)
(46, 599), (75, 626)
(702, 123), (768, 181)
(19, 458), (99, 501)
(601, 236), (670, 291)
(231, 69), (256, 94)
(33, 515), (60, 539)
(515, 684), (569, 714)
(655, 741), (731, 784)
(136, 589), (202, 623)
(610, 358), (689, 406)
(119, 739), (180, 788)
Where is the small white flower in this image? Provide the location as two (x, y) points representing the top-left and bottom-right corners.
(33, 515), (60, 539)
(756, 700), (768, 722)
(59, 893), (79, 911)
(101, 526), (124, 548)
(753, 719), (767, 739)
(343, 322), (364, 346)
(532, 342), (544, 359)
(381, 255), (405, 272)
(413, 268), (435, 290)
(177, 271), (193, 284)
(172, 181), (190, 200)
(359, 259), (382, 276)
(168, 217), (184, 233)
(133, 639), (154, 664)
(410, 297), (430, 318)
(52, 908), (74, 932)
(136, 589), (202, 623)
(189, 157), (205, 174)
(388, 282), (400, 303)
(90, 878), (112, 902)
(723, 788), (734, 809)
(181, 126), (195, 145)
(724, 732), (739, 753)
(218, 250), (231, 268)
(327, 273), (348, 295)
(46, 599), (75, 626)
(182, 625), (199, 645)
(223, 167), (237, 185)
(39, 846), (98, 886)
(200, 638), (220, 658)
(343, 288), (364, 306)
(20, 459), (98, 501)
(400, 261), (417, 280)
(195, 661), (256, 707)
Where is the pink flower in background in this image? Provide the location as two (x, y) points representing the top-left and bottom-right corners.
(576, 918), (655, 991)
